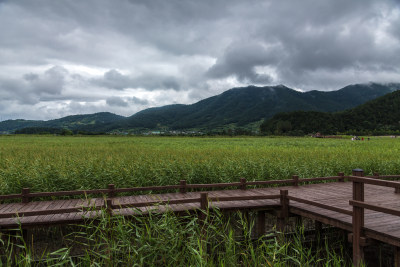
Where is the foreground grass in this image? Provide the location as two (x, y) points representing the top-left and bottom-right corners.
(1, 209), (350, 266)
(0, 135), (400, 194)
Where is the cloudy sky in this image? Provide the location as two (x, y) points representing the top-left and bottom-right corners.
(1, 0), (400, 120)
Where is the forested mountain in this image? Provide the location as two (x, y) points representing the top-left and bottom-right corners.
(104, 83), (398, 132)
(1, 82), (398, 134)
(260, 89), (400, 135)
(0, 112), (124, 133)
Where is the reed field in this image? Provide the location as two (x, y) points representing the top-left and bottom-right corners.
(3, 135), (397, 265)
(0, 135), (400, 195)
(1, 209), (350, 266)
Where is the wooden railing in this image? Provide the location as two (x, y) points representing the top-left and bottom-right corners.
(287, 195), (353, 216)
(0, 173), (346, 203)
(347, 170), (400, 266)
(0, 192), (282, 220)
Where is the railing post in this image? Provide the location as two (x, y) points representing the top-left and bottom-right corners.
(199, 192), (208, 223)
(240, 178), (247, 190)
(277, 189), (289, 232)
(108, 184), (115, 198)
(292, 175), (299, 187)
(199, 192), (209, 251)
(352, 168), (365, 266)
(338, 172), (345, 182)
(179, 180), (187, 193)
(352, 168), (364, 177)
(105, 198), (113, 216)
(21, 188), (30, 203)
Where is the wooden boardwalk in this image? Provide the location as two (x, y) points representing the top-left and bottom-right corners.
(1, 170), (400, 265)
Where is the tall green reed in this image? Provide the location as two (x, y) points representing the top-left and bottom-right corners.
(1, 208), (352, 266)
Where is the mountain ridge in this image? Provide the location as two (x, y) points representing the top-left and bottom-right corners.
(1, 82), (399, 133)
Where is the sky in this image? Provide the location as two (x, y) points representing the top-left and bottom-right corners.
(1, 0), (400, 121)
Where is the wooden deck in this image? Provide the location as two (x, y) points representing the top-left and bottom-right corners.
(0, 181), (399, 245)
(1, 171), (400, 265)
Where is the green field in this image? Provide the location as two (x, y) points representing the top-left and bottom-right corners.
(1, 135), (400, 195)
(2, 135), (398, 265)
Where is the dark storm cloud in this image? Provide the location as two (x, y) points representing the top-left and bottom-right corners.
(206, 42), (281, 83)
(0, 0), (400, 120)
(206, 0), (400, 89)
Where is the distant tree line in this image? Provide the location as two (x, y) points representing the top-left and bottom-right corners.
(14, 127), (106, 136)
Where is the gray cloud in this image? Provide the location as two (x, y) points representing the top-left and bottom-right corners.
(206, 42), (280, 84)
(93, 69), (181, 91)
(131, 96), (149, 105)
(94, 70), (132, 90)
(30, 66), (68, 95)
(106, 96), (149, 107)
(106, 96), (129, 107)
(204, 0), (400, 90)
(0, 66), (68, 105)
(0, 0), (400, 120)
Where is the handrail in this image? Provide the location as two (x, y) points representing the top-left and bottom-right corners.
(0, 173), (351, 202)
(348, 176), (400, 188)
(365, 175), (400, 179)
(288, 195), (353, 216)
(0, 205), (104, 219)
(29, 189), (110, 198)
(0, 171), (399, 204)
(349, 200), (400, 217)
(0, 193), (281, 219)
(209, 194), (281, 202)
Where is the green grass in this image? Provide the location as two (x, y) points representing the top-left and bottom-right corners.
(0, 135), (400, 194)
(1, 209), (351, 266)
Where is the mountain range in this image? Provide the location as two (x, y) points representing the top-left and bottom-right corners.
(1, 82), (399, 134)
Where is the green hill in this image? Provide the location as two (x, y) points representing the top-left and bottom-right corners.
(0, 112), (124, 134)
(260, 89), (400, 135)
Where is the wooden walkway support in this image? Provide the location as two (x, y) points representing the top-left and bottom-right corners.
(2, 170), (400, 265)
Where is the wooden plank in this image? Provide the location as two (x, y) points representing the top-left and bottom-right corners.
(1, 202), (24, 213)
(51, 199), (75, 223)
